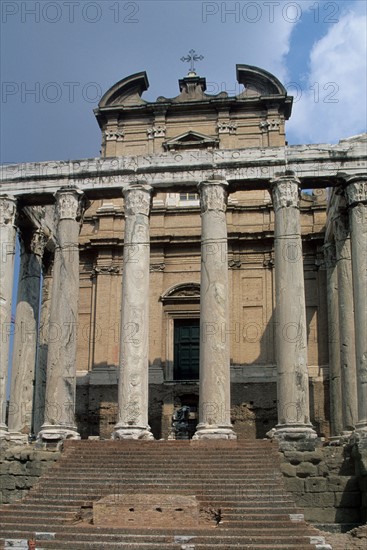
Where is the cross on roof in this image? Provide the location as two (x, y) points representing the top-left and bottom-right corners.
(180, 49), (204, 74)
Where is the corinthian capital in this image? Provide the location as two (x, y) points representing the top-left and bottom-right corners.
(198, 180), (228, 214)
(270, 175), (300, 211)
(0, 195), (17, 226)
(56, 187), (85, 221)
(123, 184), (152, 217)
(343, 175), (367, 206)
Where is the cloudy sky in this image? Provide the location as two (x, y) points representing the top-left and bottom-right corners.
(1, 0), (366, 164)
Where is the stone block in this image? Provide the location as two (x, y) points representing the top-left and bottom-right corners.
(303, 507), (336, 523)
(334, 491), (361, 508)
(284, 477), (305, 492)
(7, 462), (26, 476)
(305, 477), (327, 492)
(327, 475), (359, 492)
(297, 492), (334, 508)
(0, 475), (15, 490)
(280, 463), (297, 477)
(296, 462), (318, 477)
(94, 494), (200, 528)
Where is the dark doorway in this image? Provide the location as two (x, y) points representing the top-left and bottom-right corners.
(174, 319), (200, 380)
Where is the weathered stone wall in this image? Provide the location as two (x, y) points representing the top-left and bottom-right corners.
(352, 442), (367, 523)
(0, 447), (60, 504)
(280, 445), (361, 527)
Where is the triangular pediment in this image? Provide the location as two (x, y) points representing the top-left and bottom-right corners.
(163, 131), (219, 151)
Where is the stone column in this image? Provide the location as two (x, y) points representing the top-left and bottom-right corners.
(344, 176), (367, 434)
(8, 229), (46, 441)
(33, 254), (53, 435)
(334, 205), (358, 433)
(270, 175), (317, 446)
(0, 196), (17, 438)
(113, 184), (154, 440)
(38, 188), (84, 443)
(323, 242), (343, 437)
(193, 180), (236, 440)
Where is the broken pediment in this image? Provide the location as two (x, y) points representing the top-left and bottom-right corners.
(98, 72), (149, 108)
(163, 131), (219, 151)
(160, 283), (200, 303)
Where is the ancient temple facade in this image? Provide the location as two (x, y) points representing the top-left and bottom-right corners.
(0, 65), (366, 448)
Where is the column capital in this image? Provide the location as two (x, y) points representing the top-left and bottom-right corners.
(0, 195), (17, 226)
(270, 174), (300, 211)
(323, 242), (337, 269)
(342, 174), (367, 206)
(55, 187), (85, 221)
(123, 184), (153, 217)
(198, 180), (228, 213)
(30, 229), (48, 257)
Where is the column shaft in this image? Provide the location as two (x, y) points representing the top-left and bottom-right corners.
(334, 207), (358, 432)
(344, 177), (367, 432)
(323, 242), (343, 437)
(113, 184), (153, 440)
(193, 180), (236, 440)
(8, 230), (45, 440)
(38, 188), (84, 443)
(271, 175), (316, 445)
(0, 196), (17, 437)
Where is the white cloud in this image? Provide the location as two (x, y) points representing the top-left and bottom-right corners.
(287, 7), (367, 144)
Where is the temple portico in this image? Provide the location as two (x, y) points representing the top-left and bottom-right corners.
(0, 66), (366, 449)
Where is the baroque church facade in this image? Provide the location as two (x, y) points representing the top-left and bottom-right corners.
(0, 64), (366, 447)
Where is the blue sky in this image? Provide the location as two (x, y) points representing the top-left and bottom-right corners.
(1, 0), (366, 163)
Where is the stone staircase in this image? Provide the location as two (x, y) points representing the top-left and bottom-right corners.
(0, 439), (330, 549)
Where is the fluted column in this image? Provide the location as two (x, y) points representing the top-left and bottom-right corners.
(270, 174), (317, 446)
(344, 175), (367, 434)
(8, 229), (46, 441)
(38, 188), (84, 443)
(323, 242), (343, 437)
(113, 184), (154, 440)
(0, 196), (17, 439)
(334, 205), (358, 433)
(193, 180), (236, 440)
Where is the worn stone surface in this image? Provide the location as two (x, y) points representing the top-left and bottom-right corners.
(271, 175), (316, 445)
(8, 232), (45, 438)
(334, 206), (358, 432)
(345, 177), (367, 432)
(0, 196), (17, 437)
(93, 493), (199, 528)
(194, 181), (236, 440)
(113, 185), (154, 440)
(38, 188), (84, 442)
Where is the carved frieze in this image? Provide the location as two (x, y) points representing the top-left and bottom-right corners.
(123, 185), (152, 217)
(150, 263), (165, 272)
(271, 177), (300, 211)
(0, 196), (16, 226)
(198, 181), (228, 213)
(259, 119), (281, 132)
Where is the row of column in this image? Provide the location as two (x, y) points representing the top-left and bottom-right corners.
(325, 176), (367, 438)
(1, 173), (365, 444)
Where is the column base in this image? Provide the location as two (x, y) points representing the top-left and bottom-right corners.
(192, 424), (237, 440)
(349, 426), (367, 450)
(112, 425), (154, 440)
(8, 431), (29, 445)
(37, 425), (80, 445)
(269, 424), (318, 450)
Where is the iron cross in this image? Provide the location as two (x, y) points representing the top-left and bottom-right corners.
(180, 49), (204, 73)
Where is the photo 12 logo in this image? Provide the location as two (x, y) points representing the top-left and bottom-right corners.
(1, 1), (140, 24)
